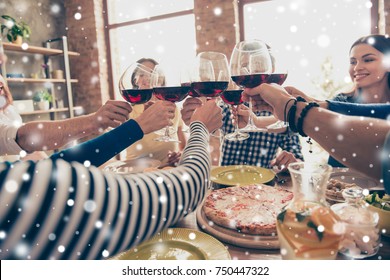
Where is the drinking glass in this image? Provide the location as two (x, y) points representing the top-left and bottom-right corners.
(220, 85), (249, 141)
(230, 40), (272, 132)
(118, 63), (154, 105)
(191, 51), (229, 100)
(276, 162), (343, 260)
(264, 50), (289, 133)
(152, 65), (190, 142)
(191, 52), (229, 139)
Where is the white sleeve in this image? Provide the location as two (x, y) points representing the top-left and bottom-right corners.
(0, 121), (211, 260)
(0, 122), (23, 156)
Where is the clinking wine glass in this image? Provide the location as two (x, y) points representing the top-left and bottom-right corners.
(264, 50), (289, 133)
(191, 51), (229, 100)
(152, 65), (190, 142)
(191, 52), (229, 139)
(220, 84), (249, 142)
(118, 63), (154, 105)
(230, 39), (272, 132)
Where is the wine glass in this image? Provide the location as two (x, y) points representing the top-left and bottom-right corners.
(191, 52), (229, 139)
(118, 63), (154, 105)
(152, 65), (190, 142)
(230, 39), (272, 132)
(220, 83), (250, 141)
(191, 51), (229, 100)
(264, 50), (289, 133)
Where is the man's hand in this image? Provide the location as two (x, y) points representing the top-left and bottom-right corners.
(91, 100), (132, 131)
(243, 83), (295, 121)
(181, 97), (203, 126)
(190, 99), (222, 133)
(270, 151), (300, 172)
(135, 101), (176, 134)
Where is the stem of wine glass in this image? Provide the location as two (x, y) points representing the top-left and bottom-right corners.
(233, 105), (240, 133)
(247, 97), (256, 127)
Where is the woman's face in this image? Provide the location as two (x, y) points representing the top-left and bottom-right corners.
(134, 61), (156, 89)
(349, 43), (389, 89)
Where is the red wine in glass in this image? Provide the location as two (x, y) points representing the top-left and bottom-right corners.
(153, 86), (190, 102)
(121, 89), (153, 104)
(231, 73), (288, 88)
(181, 82), (201, 97)
(220, 89), (244, 105)
(191, 81), (228, 98)
(267, 73), (288, 85)
(221, 89), (249, 142)
(231, 74), (269, 88)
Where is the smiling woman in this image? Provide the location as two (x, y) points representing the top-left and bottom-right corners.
(328, 34), (390, 167)
(242, 0), (373, 100)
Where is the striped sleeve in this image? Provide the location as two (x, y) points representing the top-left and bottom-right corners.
(0, 121), (210, 260)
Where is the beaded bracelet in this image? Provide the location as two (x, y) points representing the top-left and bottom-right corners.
(296, 102), (320, 137)
(287, 96), (306, 132)
(283, 98), (296, 129)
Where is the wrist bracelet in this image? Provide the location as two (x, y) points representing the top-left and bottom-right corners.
(296, 102), (319, 137)
(283, 98), (296, 129)
(287, 96), (306, 133)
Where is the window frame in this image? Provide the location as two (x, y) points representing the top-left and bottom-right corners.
(103, 0), (194, 99)
(237, 0), (379, 42)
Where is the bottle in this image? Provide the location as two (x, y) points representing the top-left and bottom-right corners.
(276, 162), (343, 259)
(331, 186), (380, 259)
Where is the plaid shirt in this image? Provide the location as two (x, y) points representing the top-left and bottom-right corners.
(220, 104), (303, 168)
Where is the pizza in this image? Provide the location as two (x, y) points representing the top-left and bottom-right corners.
(202, 184), (293, 235)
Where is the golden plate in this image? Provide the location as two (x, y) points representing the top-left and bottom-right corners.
(103, 158), (161, 174)
(210, 165), (275, 186)
(111, 228), (231, 260)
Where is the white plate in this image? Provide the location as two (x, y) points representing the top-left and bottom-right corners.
(330, 171), (382, 190)
(326, 171), (383, 205)
(104, 158), (161, 174)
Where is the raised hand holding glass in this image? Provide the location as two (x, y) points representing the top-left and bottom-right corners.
(230, 40), (272, 132)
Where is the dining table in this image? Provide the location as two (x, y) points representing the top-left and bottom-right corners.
(101, 160), (390, 260)
(175, 172), (390, 260)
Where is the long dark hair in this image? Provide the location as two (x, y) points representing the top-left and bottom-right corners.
(350, 34), (390, 88)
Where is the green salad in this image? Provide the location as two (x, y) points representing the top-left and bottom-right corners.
(365, 192), (390, 211)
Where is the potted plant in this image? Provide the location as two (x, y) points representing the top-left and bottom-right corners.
(1, 15), (31, 44)
(33, 89), (52, 111)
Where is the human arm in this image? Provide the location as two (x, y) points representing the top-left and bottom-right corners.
(50, 101), (176, 167)
(0, 100), (221, 260)
(0, 123), (211, 260)
(231, 104), (278, 129)
(244, 83), (390, 181)
(325, 100), (390, 119)
(15, 100), (132, 153)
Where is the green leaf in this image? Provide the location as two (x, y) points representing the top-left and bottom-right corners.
(307, 220), (324, 241)
(295, 213), (307, 222)
(1, 15), (15, 23)
(277, 209), (287, 222)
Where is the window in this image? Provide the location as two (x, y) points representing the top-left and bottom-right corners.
(105, 0), (196, 100)
(241, 0), (374, 98)
(107, 0), (194, 24)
